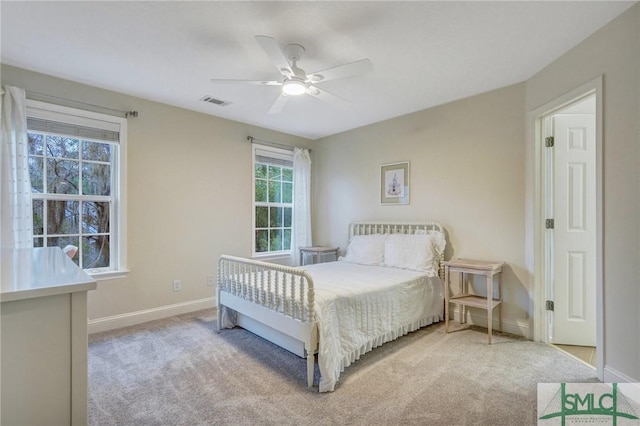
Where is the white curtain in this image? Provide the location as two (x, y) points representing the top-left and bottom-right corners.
(290, 147), (312, 266)
(1, 86), (33, 249)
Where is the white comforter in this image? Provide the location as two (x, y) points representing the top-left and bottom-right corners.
(303, 261), (443, 392)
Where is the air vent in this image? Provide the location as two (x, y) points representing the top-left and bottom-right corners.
(200, 95), (231, 107)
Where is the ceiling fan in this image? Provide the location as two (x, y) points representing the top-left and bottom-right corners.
(210, 35), (373, 114)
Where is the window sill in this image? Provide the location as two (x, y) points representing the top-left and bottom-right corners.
(87, 269), (130, 281)
(251, 253), (292, 265)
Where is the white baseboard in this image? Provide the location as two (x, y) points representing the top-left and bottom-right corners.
(604, 365), (640, 383)
(448, 307), (530, 338)
(88, 297), (215, 334)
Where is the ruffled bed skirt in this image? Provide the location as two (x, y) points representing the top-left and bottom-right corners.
(319, 314), (442, 392)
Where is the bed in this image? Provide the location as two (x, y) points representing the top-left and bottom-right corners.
(216, 221), (446, 392)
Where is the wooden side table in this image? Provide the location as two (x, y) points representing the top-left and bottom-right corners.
(299, 246), (339, 265)
(444, 259), (504, 344)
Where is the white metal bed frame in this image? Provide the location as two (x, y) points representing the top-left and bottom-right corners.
(216, 221), (446, 389)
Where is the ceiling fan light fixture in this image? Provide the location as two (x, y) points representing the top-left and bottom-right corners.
(282, 79), (307, 96)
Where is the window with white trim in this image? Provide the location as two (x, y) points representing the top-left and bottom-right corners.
(252, 144), (293, 256)
(26, 100), (127, 276)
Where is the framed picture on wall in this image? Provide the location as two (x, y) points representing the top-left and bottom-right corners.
(380, 161), (409, 205)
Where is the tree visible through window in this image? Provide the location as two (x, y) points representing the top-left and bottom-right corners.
(28, 131), (114, 269)
(254, 147), (293, 255)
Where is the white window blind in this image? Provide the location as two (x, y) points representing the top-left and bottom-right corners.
(26, 117), (120, 142)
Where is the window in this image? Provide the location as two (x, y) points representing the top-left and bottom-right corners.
(26, 100), (127, 277)
(253, 144), (293, 256)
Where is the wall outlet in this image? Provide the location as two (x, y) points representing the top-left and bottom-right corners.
(207, 275), (215, 286)
(173, 279), (182, 292)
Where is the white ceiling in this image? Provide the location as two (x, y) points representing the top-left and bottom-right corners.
(1, 1), (635, 140)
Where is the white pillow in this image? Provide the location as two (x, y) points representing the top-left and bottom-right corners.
(339, 234), (387, 266)
(415, 229), (446, 257)
(383, 233), (438, 275)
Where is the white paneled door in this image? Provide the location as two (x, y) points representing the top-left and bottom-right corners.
(550, 112), (597, 346)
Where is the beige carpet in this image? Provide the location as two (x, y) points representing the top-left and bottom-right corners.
(88, 309), (597, 425)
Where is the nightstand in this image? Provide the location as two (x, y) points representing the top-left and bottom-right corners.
(299, 246), (339, 265)
(444, 259), (504, 344)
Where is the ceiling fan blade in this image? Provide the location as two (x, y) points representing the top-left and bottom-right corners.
(308, 58), (373, 83)
(307, 86), (349, 107)
(210, 79), (281, 86)
(268, 94), (290, 114)
(255, 35), (293, 77)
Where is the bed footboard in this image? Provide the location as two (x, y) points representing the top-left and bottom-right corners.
(216, 255), (318, 387)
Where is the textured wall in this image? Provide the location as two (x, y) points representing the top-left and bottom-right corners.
(312, 83), (529, 336)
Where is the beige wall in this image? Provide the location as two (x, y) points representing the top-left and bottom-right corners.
(1, 65), (312, 328)
(313, 83), (530, 336)
(525, 5), (640, 381)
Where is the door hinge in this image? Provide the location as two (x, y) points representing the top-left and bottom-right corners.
(546, 300), (555, 311)
(545, 219), (554, 229)
(545, 136), (554, 147)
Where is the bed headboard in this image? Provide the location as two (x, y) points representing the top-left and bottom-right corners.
(347, 221), (446, 279)
(348, 221), (444, 238)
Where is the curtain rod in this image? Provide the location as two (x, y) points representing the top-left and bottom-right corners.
(247, 136), (311, 153)
(25, 90), (139, 118)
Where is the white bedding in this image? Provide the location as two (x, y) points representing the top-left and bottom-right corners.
(302, 261), (443, 392)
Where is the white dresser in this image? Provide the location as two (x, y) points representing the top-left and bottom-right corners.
(1, 247), (97, 426)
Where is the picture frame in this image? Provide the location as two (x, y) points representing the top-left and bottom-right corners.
(380, 161), (409, 205)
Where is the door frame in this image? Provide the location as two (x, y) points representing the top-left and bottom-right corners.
(529, 76), (603, 380)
